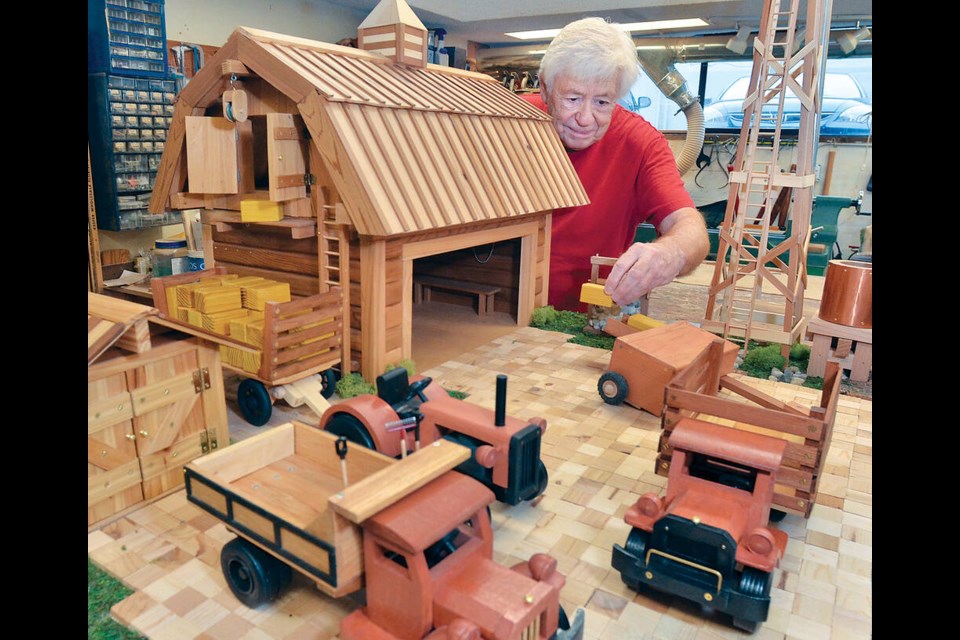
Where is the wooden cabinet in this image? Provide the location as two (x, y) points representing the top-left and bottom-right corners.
(88, 331), (228, 530)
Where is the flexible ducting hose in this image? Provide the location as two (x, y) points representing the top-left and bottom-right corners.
(676, 100), (705, 176)
(635, 51), (706, 177)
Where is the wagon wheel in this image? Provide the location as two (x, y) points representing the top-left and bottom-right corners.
(324, 412), (376, 449)
(598, 371), (628, 405)
(237, 379), (273, 427)
(220, 538), (291, 608)
(320, 368), (339, 399)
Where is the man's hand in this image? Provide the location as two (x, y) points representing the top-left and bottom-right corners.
(603, 207), (709, 306)
(603, 241), (685, 306)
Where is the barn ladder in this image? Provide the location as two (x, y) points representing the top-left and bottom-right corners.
(702, 0), (830, 356)
(319, 202), (351, 373)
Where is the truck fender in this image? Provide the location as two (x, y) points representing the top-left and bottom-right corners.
(554, 607), (585, 640)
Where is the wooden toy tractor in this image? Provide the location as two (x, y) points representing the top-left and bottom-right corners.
(320, 368), (549, 505)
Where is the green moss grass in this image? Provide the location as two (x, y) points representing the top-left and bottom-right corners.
(88, 557), (146, 639)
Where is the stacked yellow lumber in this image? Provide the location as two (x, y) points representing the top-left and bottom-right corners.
(202, 309), (250, 334)
(228, 313), (265, 344)
(187, 308), (204, 328)
(195, 287), (242, 314)
(242, 281), (291, 310)
(244, 319), (266, 349)
(219, 344), (262, 374)
(165, 274), (237, 314)
(231, 276), (268, 288)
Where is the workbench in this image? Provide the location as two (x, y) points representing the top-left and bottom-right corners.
(88, 326), (872, 639)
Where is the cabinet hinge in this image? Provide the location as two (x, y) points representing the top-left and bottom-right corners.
(304, 173), (316, 186)
(193, 367), (211, 393)
(200, 428), (220, 454)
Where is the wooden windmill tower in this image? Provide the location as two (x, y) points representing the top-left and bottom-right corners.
(701, 0), (831, 355)
(357, 0), (428, 68)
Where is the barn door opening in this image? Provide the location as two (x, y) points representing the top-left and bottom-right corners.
(410, 238), (521, 372)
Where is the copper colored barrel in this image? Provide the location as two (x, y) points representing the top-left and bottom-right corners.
(818, 260), (872, 328)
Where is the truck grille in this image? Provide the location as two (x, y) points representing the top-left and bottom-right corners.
(506, 425), (543, 504)
(520, 613), (541, 640)
(651, 515), (736, 578)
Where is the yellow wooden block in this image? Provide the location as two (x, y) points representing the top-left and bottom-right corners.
(187, 308), (204, 328)
(195, 287), (243, 314)
(245, 320), (265, 348)
(242, 281), (291, 310)
(580, 282), (613, 307)
(202, 309), (249, 335)
(241, 198), (283, 222)
(626, 313), (665, 331)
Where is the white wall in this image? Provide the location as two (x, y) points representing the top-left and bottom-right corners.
(164, 0), (365, 46)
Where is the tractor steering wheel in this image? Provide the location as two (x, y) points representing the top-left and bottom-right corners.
(407, 377), (433, 403)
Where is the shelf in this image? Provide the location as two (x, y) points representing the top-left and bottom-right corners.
(199, 210), (318, 239)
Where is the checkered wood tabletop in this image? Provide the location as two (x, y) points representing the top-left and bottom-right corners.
(88, 327), (872, 640)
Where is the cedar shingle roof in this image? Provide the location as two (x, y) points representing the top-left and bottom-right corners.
(157, 26), (589, 237)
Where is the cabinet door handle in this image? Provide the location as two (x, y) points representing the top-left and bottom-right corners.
(126, 434), (136, 441)
(139, 430), (149, 437)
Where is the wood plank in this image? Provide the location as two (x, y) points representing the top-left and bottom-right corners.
(185, 116), (239, 194)
(665, 387), (824, 441)
(267, 113), (308, 202)
(212, 242), (318, 275)
(329, 440), (471, 524)
(88, 292), (158, 325)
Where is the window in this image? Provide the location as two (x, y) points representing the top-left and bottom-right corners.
(618, 61), (702, 132)
(618, 56), (872, 139)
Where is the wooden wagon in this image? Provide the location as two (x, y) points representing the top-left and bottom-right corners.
(655, 337), (841, 518)
(150, 266), (347, 425)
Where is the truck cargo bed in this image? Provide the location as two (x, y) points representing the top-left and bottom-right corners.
(185, 421), (394, 597)
(185, 421), (471, 598)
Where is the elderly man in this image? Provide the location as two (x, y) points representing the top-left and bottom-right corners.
(521, 17), (709, 311)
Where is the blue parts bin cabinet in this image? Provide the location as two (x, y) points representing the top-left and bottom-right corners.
(88, 0), (168, 78)
(88, 73), (180, 230)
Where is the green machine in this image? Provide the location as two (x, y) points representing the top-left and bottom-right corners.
(635, 193), (862, 276)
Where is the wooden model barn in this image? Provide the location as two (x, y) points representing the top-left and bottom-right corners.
(147, 0), (588, 379)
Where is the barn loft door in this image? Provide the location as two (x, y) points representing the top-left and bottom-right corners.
(185, 116), (241, 194)
(266, 113), (307, 202)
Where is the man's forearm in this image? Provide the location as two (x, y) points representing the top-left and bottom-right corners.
(654, 207), (710, 277)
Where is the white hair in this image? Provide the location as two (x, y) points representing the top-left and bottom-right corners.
(539, 17), (640, 100)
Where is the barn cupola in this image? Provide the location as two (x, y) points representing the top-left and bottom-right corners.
(357, 0), (429, 68)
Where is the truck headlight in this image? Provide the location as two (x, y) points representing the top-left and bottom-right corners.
(744, 527), (775, 556)
(636, 494), (664, 519)
(527, 553), (558, 581)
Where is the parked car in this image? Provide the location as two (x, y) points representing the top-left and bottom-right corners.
(702, 72), (871, 136)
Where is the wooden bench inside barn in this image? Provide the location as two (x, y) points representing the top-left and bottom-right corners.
(413, 275), (501, 317)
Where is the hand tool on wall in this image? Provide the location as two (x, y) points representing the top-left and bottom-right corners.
(171, 44), (187, 92)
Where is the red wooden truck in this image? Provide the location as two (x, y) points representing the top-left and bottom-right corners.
(185, 422), (583, 639)
(612, 417), (788, 633)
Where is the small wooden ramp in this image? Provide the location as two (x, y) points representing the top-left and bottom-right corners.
(88, 292), (158, 365)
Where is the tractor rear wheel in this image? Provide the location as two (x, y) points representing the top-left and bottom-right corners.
(324, 412), (376, 449)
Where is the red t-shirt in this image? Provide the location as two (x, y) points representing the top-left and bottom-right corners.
(520, 94), (695, 311)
